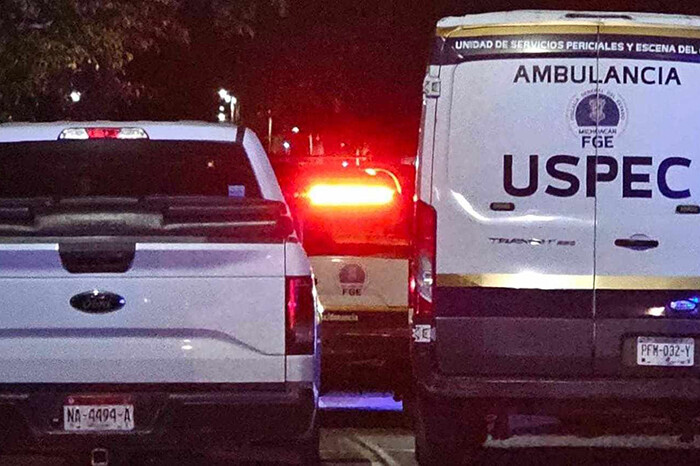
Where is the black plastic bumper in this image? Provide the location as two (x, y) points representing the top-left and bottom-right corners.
(0, 382), (316, 454)
(321, 312), (410, 389)
(321, 311), (409, 362)
(414, 346), (700, 404)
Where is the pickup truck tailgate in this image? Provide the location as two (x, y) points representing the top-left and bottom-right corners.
(0, 243), (286, 384)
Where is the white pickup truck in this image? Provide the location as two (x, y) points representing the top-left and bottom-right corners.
(0, 122), (318, 465)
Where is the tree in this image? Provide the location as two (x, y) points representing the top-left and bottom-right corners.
(0, 0), (286, 121)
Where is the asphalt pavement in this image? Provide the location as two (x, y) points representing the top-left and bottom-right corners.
(320, 400), (700, 466)
(4, 394), (700, 465)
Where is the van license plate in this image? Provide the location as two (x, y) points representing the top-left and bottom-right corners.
(64, 404), (135, 431)
(637, 337), (694, 367)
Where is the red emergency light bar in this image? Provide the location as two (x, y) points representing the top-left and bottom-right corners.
(307, 183), (395, 207)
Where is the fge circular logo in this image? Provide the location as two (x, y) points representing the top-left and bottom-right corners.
(339, 264), (366, 296)
(568, 89), (628, 143)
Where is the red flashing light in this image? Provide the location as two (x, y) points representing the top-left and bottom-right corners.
(307, 183), (395, 207)
(87, 128), (121, 139)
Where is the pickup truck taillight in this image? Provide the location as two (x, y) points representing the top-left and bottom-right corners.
(285, 276), (315, 355)
(412, 200), (436, 325)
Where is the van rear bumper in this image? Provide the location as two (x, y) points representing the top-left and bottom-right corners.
(414, 348), (700, 401)
(0, 382), (316, 454)
(419, 372), (700, 400)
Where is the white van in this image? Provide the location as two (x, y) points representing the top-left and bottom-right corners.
(412, 10), (700, 465)
(0, 122), (318, 465)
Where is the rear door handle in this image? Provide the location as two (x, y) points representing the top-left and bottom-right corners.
(614, 238), (659, 251)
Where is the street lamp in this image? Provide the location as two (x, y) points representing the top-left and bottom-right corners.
(217, 88), (238, 123)
(218, 88), (231, 102)
(69, 91), (81, 103)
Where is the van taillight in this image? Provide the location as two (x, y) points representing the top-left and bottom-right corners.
(286, 276), (315, 355)
(413, 200), (436, 325)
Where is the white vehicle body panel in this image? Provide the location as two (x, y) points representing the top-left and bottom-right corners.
(286, 242), (313, 276)
(0, 246), (286, 385)
(420, 10), (700, 378)
(594, 56), (700, 280)
(0, 122), (313, 385)
(0, 334), (283, 384)
(426, 11), (700, 286)
(417, 66), (440, 203)
(311, 256), (408, 312)
(436, 10), (700, 29)
(435, 58), (596, 280)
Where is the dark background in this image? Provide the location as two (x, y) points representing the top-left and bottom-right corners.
(89, 1), (700, 159)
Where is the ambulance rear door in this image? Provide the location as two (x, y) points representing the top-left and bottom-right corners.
(593, 25), (700, 376)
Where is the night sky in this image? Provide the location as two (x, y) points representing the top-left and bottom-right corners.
(132, 0), (700, 159)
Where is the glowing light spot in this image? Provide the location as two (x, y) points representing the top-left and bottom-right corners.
(307, 184), (394, 206)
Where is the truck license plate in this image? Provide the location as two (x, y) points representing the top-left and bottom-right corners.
(64, 398), (134, 431)
(637, 336), (694, 367)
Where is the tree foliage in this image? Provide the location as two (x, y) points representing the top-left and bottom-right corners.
(0, 0), (286, 121)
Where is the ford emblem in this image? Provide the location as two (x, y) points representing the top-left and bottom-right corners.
(70, 290), (125, 314)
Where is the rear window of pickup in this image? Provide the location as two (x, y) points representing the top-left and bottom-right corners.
(0, 140), (261, 199)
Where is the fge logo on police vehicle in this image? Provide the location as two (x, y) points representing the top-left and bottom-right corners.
(339, 263), (366, 296)
(505, 63), (693, 200)
(568, 89), (628, 149)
